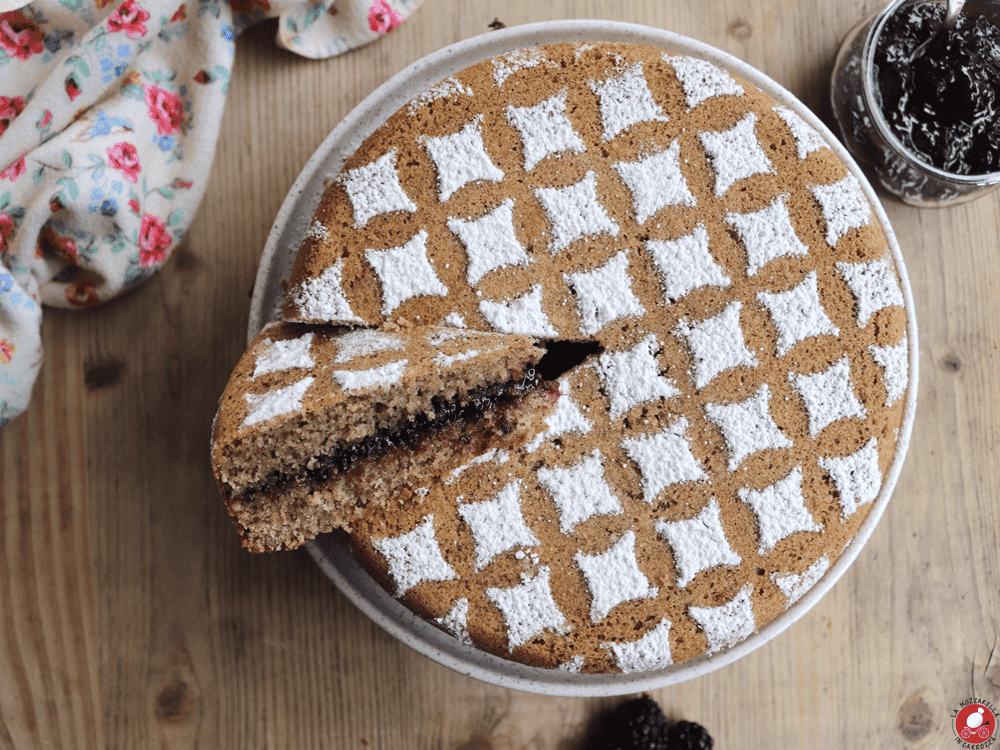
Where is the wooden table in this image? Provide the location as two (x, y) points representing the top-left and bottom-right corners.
(2, 1), (998, 747)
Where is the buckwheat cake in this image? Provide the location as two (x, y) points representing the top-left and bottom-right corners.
(257, 41), (912, 672)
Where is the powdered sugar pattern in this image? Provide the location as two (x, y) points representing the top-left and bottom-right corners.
(621, 418), (708, 503)
(575, 531), (658, 622)
(772, 556), (830, 607)
(566, 251), (645, 336)
(705, 384), (794, 470)
(304, 220), (329, 242)
(436, 598), (472, 645)
(458, 480), (540, 571)
(338, 150), (417, 228)
(331, 359), (408, 391)
(588, 62), (668, 140)
(870, 337), (908, 406)
(819, 437), (881, 518)
(675, 301), (758, 389)
(647, 224), (730, 302)
(242, 377), (314, 428)
(372, 515), (457, 596)
(332, 329), (403, 364)
(422, 116), (505, 202)
(407, 76), (474, 116)
(688, 583), (756, 655)
(537, 450), (623, 534)
(432, 350), (479, 367)
(667, 54), (745, 108)
(485, 568), (568, 651)
(612, 141), (696, 224)
(366, 230), (449, 316)
(656, 497), (741, 588)
(535, 171), (620, 252)
(525, 377), (593, 452)
(601, 619), (673, 673)
(447, 199), (531, 286)
(837, 257), (905, 328)
(790, 358), (866, 438)
(506, 92), (586, 171)
(557, 655), (586, 673)
(757, 271), (839, 356)
(774, 105), (827, 159)
(737, 467), (822, 553)
(726, 195), (809, 276)
(699, 113), (773, 196)
(594, 334), (680, 417)
(811, 174), (872, 246)
(478, 285), (557, 337)
(292, 260), (365, 323)
(252, 332), (315, 378)
(493, 48), (552, 87)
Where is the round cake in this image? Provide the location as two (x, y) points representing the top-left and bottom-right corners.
(263, 41), (911, 673)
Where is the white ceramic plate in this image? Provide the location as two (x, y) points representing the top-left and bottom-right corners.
(249, 20), (919, 697)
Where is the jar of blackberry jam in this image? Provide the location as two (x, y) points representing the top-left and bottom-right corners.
(831, 0), (1000, 206)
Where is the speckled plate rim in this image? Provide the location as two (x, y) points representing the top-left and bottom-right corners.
(248, 19), (919, 697)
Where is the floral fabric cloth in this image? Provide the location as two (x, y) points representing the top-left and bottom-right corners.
(0, 0), (421, 426)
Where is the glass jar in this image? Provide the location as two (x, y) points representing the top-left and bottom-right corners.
(830, 0), (1000, 207)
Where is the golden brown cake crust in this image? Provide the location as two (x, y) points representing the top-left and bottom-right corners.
(281, 42), (911, 672)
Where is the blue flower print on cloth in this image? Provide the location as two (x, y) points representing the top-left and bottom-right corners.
(0, 0), (422, 426)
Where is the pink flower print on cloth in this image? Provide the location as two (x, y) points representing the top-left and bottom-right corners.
(0, 0), (424, 426)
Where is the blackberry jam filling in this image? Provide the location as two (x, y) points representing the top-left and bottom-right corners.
(241, 370), (557, 499)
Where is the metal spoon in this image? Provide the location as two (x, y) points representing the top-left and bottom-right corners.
(909, 0), (967, 61)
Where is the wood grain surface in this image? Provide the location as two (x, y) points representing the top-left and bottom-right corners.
(2, 0), (999, 747)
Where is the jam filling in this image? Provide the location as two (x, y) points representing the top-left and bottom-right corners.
(875, 3), (1000, 175)
(241, 370), (556, 500)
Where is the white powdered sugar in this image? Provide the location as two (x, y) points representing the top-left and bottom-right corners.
(773, 105), (827, 160)
(819, 437), (882, 518)
(447, 199), (531, 286)
(588, 62), (668, 140)
(478, 284), (557, 337)
(772, 556), (830, 607)
(655, 497), (741, 588)
(407, 76), (473, 115)
(647, 224), (730, 302)
(621, 417), (708, 503)
(790, 357), (866, 438)
(331, 359), (407, 391)
(593, 334), (680, 417)
(536, 450), (623, 534)
(366, 230), (449, 316)
(436, 598), (472, 645)
(338, 150), (417, 228)
(332, 329), (403, 364)
(601, 619), (674, 673)
(666, 54), (745, 108)
(688, 583), (756, 655)
(870, 337), (908, 406)
(757, 271), (839, 356)
(675, 301), (758, 389)
(737, 467), (822, 554)
(252, 332), (314, 378)
(699, 112), (773, 196)
(425, 327), (473, 346)
(372, 515), (457, 596)
(525, 377), (593, 452)
(447, 447), (509, 484)
(304, 219), (328, 242)
(704, 384), (794, 470)
(432, 349), (479, 367)
(422, 116), (504, 202)
(575, 530), (658, 623)
(535, 171), (620, 252)
(493, 48), (552, 87)
(612, 141), (697, 224)
(457, 480), (540, 571)
(506, 92), (586, 171)
(292, 260), (365, 323)
(485, 567), (568, 651)
(442, 312), (466, 328)
(811, 174), (872, 246)
(242, 376), (314, 428)
(837, 257), (905, 328)
(557, 655), (586, 673)
(725, 195), (809, 276)
(565, 251), (645, 337)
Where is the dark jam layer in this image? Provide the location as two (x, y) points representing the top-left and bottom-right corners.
(875, 3), (1000, 175)
(243, 371), (556, 500)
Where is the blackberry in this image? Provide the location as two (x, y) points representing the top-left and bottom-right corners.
(587, 695), (671, 750)
(668, 720), (714, 750)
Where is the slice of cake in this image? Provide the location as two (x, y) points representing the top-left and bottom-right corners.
(211, 322), (558, 552)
